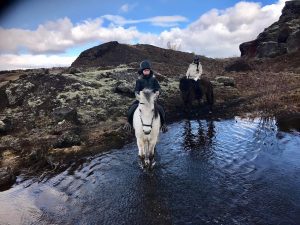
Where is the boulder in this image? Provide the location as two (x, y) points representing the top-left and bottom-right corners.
(225, 59), (252, 72)
(0, 118), (12, 134)
(0, 167), (16, 190)
(5, 81), (35, 106)
(215, 76), (235, 87)
(53, 131), (81, 148)
(0, 120), (5, 132)
(240, 40), (258, 58)
(114, 82), (135, 98)
(0, 87), (9, 110)
(256, 42), (287, 58)
(67, 67), (82, 74)
(53, 107), (79, 123)
(287, 30), (300, 53)
(239, 1), (300, 58)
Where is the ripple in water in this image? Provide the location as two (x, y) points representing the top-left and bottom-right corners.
(0, 117), (300, 225)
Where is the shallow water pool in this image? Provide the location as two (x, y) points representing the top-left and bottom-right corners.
(0, 117), (299, 225)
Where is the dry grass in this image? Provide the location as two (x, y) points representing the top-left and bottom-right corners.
(228, 70), (300, 116)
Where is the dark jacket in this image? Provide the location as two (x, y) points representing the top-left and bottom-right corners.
(134, 72), (161, 95)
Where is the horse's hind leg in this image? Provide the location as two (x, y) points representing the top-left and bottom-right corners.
(206, 88), (214, 113)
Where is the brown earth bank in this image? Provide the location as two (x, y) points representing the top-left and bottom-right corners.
(0, 51), (299, 190)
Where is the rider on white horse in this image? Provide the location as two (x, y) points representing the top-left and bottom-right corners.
(124, 60), (168, 133)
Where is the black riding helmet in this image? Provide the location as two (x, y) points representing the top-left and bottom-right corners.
(138, 60), (152, 75)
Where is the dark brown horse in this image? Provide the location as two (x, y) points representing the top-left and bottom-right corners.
(179, 77), (214, 114)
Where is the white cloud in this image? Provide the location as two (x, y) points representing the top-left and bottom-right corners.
(0, 17), (140, 54)
(101, 15), (188, 27)
(146, 0), (287, 57)
(120, 4), (129, 12)
(120, 3), (137, 13)
(0, 54), (76, 70)
(0, 0), (288, 70)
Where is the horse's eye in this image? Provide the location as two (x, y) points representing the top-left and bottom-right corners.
(152, 109), (154, 112)
(139, 109), (141, 112)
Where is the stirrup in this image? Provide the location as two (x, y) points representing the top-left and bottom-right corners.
(123, 122), (132, 132)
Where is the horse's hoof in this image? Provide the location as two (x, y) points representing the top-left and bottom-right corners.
(144, 159), (150, 167)
(150, 160), (156, 169)
(138, 160), (146, 169)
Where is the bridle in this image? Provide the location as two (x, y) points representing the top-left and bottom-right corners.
(139, 102), (155, 133)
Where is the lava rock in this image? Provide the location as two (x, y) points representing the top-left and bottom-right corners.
(53, 107), (79, 123)
(0, 167), (16, 191)
(225, 59), (252, 72)
(215, 76), (235, 87)
(114, 82), (135, 98)
(53, 131), (81, 148)
(239, 1), (300, 58)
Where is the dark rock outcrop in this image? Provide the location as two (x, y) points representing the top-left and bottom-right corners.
(53, 107), (79, 123)
(240, 1), (300, 58)
(0, 86), (9, 110)
(54, 131), (81, 148)
(114, 81), (135, 98)
(225, 59), (252, 72)
(215, 76), (236, 87)
(0, 167), (16, 191)
(71, 41), (195, 68)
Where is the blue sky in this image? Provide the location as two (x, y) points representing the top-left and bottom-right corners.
(0, 0), (286, 70)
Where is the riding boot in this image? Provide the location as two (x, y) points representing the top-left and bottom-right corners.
(123, 122), (133, 132)
(123, 100), (139, 132)
(195, 80), (202, 99)
(156, 104), (168, 133)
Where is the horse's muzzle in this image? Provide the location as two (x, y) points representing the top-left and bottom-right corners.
(143, 130), (151, 135)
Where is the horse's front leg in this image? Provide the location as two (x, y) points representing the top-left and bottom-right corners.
(197, 97), (202, 108)
(137, 139), (145, 160)
(148, 139), (158, 168)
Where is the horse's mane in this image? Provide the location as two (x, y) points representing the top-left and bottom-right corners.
(141, 88), (153, 103)
(140, 89), (159, 119)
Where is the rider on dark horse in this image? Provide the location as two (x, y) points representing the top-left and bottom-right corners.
(123, 60), (168, 133)
(186, 55), (202, 98)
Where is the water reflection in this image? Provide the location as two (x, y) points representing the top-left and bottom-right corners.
(134, 172), (172, 225)
(182, 119), (215, 151)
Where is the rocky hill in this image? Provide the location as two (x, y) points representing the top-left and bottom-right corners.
(240, 0), (300, 58)
(71, 41), (228, 77)
(71, 41), (193, 67)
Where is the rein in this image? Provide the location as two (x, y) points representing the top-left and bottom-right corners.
(139, 102), (155, 130)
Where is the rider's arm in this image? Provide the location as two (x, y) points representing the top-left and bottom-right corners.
(153, 78), (161, 94)
(134, 79), (141, 96)
(198, 64), (203, 78)
(194, 64), (203, 81)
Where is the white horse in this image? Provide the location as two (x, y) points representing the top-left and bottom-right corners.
(133, 89), (161, 168)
